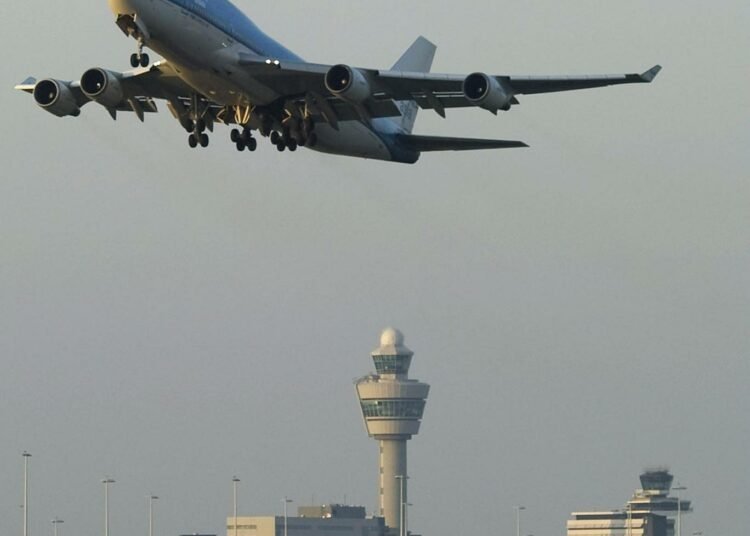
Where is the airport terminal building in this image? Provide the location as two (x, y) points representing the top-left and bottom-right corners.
(227, 505), (385, 536)
(567, 470), (692, 536)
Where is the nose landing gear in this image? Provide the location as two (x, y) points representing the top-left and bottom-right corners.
(129, 37), (150, 68)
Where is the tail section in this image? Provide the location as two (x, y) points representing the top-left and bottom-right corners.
(391, 37), (436, 133)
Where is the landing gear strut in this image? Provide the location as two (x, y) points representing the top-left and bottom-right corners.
(130, 37), (150, 68)
(185, 95), (211, 149)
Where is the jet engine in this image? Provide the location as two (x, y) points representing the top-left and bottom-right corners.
(463, 73), (513, 111)
(32, 79), (81, 117)
(80, 68), (124, 108)
(324, 64), (371, 103)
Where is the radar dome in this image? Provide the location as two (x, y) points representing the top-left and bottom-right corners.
(380, 327), (404, 347)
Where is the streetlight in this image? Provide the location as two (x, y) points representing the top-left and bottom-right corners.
(513, 506), (526, 536)
(102, 478), (116, 536)
(23, 452), (31, 536)
(146, 496), (158, 536)
(395, 476), (409, 536)
(673, 485), (687, 536)
(282, 497), (293, 536)
(232, 477), (240, 536)
(52, 519), (64, 536)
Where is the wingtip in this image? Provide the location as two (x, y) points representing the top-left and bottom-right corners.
(14, 76), (37, 92)
(641, 64), (662, 82)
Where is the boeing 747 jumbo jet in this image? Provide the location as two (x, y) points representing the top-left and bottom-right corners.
(16, 0), (661, 164)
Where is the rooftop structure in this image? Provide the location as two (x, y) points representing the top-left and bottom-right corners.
(567, 470), (692, 536)
(355, 329), (430, 536)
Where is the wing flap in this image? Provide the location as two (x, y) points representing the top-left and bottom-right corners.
(397, 134), (528, 152)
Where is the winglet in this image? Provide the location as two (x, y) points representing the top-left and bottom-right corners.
(14, 77), (37, 93)
(640, 65), (662, 83)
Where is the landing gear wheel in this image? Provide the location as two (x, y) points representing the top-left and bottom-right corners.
(139, 53), (150, 68)
(276, 142), (286, 152)
(199, 133), (209, 148)
(270, 131), (281, 145)
(236, 140), (246, 152)
(248, 138), (258, 152)
(287, 139), (298, 152)
(231, 129), (241, 143)
(188, 134), (198, 148)
(130, 54), (140, 68)
(185, 119), (195, 133)
(195, 119), (206, 133)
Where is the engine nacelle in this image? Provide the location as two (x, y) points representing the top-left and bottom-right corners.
(324, 64), (371, 103)
(80, 68), (124, 108)
(32, 79), (81, 117)
(463, 73), (513, 111)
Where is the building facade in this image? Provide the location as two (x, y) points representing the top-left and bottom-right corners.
(567, 470), (692, 536)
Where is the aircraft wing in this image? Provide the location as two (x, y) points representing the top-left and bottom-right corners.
(239, 55), (661, 120)
(16, 61), (203, 122)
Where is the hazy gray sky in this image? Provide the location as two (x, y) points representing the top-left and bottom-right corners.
(2, 2), (748, 536)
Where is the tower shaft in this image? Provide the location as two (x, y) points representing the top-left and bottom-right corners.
(379, 439), (407, 529)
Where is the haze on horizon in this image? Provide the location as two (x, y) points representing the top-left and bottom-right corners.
(1, 2), (748, 536)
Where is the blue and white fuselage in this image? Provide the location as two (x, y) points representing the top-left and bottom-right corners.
(108, 0), (411, 162)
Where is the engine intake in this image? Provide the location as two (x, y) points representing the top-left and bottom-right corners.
(463, 73), (513, 111)
(33, 79), (81, 117)
(81, 68), (124, 108)
(324, 64), (370, 103)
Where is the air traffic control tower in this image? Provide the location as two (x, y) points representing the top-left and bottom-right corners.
(356, 329), (430, 536)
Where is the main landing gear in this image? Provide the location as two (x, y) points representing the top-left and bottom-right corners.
(231, 128), (258, 152)
(269, 118), (317, 152)
(186, 118), (209, 149)
(129, 37), (150, 68)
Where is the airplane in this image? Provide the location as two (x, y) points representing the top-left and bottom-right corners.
(15, 0), (661, 164)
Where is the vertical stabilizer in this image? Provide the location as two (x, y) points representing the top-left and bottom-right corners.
(391, 37), (436, 133)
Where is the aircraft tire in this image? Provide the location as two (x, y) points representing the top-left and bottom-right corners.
(235, 140), (245, 152)
(200, 134), (209, 148)
(287, 139), (298, 152)
(248, 138), (258, 152)
(231, 129), (241, 143)
(130, 54), (140, 68)
(270, 131), (281, 145)
(196, 119), (206, 133)
(139, 53), (150, 68)
(188, 134), (198, 148)
(276, 142), (286, 152)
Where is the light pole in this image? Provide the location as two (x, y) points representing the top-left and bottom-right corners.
(673, 485), (687, 536)
(102, 478), (116, 536)
(282, 497), (293, 536)
(52, 519), (64, 536)
(147, 496), (158, 536)
(23, 452), (31, 536)
(232, 477), (240, 536)
(395, 476), (409, 536)
(514, 506), (526, 536)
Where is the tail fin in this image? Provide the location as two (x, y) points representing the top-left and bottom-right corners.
(391, 37), (436, 133)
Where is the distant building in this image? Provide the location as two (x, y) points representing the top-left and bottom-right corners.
(227, 505), (385, 536)
(567, 470), (692, 536)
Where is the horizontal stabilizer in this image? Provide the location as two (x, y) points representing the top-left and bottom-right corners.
(397, 134), (528, 152)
